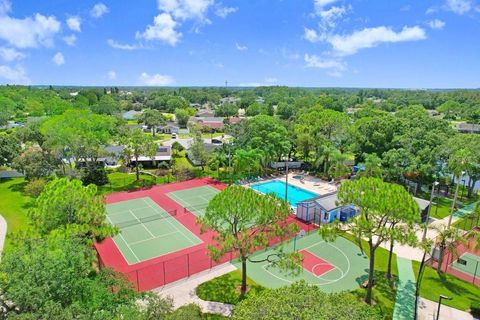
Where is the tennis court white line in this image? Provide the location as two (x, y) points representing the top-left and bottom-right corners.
(129, 209), (155, 238)
(129, 230), (181, 246)
(106, 215), (141, 264)
(141, 198), (199, 246)
(108, 206), (152, 216)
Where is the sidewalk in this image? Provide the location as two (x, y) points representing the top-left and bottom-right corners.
(0, 214), (7, 261)
(417, 297), (476, 320)
(153, 262), (236, 316)
(393, 257), (416, 320)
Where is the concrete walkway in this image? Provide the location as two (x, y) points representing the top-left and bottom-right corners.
(153, 262), (236, 316)
(0, 214), (7, 260)
(393, 257), (417, 320)
(417, 297), (476, 320)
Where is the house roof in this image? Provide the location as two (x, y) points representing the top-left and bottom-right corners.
(413, 197), (430, 211)
(457, 123), (480, 132)
(313, 193), (340, 211)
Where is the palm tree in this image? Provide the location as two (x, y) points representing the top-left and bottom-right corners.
(433, 225), (467, 273)
(447, 149), (469, 228)
(233, 149), (263, 179)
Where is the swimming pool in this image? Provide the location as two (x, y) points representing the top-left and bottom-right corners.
(250, 180), (318, 206)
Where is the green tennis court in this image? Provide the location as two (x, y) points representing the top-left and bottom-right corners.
(166, 185), (220, 216)
(451, 252), (480, 277)
(107, 197), (202, 265)
(233, 232), (369, 292)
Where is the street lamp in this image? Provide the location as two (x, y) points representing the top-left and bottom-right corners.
(422, 181), (439, 241)
(436, 295), (452, 320)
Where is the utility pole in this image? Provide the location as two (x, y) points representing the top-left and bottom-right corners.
(285, 159), (289, 203)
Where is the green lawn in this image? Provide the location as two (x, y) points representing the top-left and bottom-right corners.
(430, 197), (454, 219)
(98, 171), (175, 194)
(341, 234), (398, 319)
(196, 270), (265, 305)
(413, 261), (480, 311)
(0, 178), (33, 241)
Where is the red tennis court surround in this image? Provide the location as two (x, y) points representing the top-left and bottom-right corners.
(95, 178), (315, 291)
(300, 249), (335, 277)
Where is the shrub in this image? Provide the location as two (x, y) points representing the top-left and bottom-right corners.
(81, 166), (109, 186)
(24, 178), (47, 197)
(471, 301), (480, 317)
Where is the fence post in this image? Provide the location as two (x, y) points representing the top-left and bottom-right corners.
(163, 261), (166, 285)
(187, 253), (190, 277)
(136, 270), (140, 291)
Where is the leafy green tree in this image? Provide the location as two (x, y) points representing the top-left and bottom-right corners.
(233, 282), (382, 320)
(171, 141), (185, 156)
(175, 108), (190, 127)
(189, 129), (209, 170)
(138, 109), (167, 137)
(357, 153), (383, 178)
(0, 133), (20, 166)
(28, 178), (116, 241)
(437, 100), (463, 119)
(198, 186), (298, 296)
(41, 109), (118, 172)
(0, 235), (173, 319)
(245, 102), (267, 116)
(233, 148), (263, 178)
(320, 177), (419, 304)
(12, 146), (57, 180)
(241, 115), (290, 167)
(121, 128), (158, 181)
(295, 106), (349, 174)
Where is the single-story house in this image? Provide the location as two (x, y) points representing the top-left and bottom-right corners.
(188, 117), (226, 131)
(186, 143), (220, 166)
(123, 110), (143, 120)
(271, 161), (304, 170)
(457, 123), (480, 134)
(157, 122), (180, 134)
(130, 146), (172, 168)
(197, 109), (215, 117)
(220, 97), (240, 105)
(296, 192), (357, 225)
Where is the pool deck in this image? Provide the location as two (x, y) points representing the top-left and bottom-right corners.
(284, 173), (338, 196)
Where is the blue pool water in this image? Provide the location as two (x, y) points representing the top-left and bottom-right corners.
(250, 180), (318, 206)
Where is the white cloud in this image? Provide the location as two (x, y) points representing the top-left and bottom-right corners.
(327, 26), (427, 56)
(235, 43), (247, 51)
(107, 70), (116, 80)
(0, 13), (61, 48)
(314, 0), (339, 13)
(0, 47), (25, 61)
(428, 19), (446, 30)
(215, 6), (237, 18)
(303, 28), (322, 43)
(318, 5), (348, 30)
(66, 16), (81, 32)
(445, 0), (473, 14)
(90, 3), (109, 18)
(304, 54), (346, 72)
(63, 34), (77, 46)
(0, 0), (11, 15)
(139, 72), (174, 86)
(136, 13), (181, 46)
(0, 65), (30, 84)
(157, 0), (214, 22)
(52, 52), (65, 66)
(107, 39), (140, 50)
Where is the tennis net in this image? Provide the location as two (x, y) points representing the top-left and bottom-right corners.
(115, 209), (177, 228)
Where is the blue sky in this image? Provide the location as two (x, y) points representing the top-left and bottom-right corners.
(0, 0), (479, 88)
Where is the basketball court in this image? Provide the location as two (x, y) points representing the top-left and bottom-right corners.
(234, 232), (369, 292)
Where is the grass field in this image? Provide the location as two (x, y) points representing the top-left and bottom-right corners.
(430, 197), (454, 219)
(0, 178), (32, 236)
(413, 260), (480, 311)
